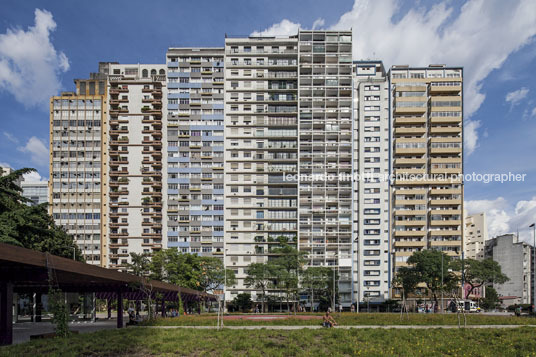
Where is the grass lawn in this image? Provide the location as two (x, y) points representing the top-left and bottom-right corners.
(144, 312), (536, 326)
(2, 327), (536, 356)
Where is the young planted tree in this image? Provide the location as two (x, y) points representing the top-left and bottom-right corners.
(451, 258), (509, 299)
(393, 266), (420, 315)
(244, 262), (275, 313)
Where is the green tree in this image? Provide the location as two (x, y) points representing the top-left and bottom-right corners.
(393, 266), (420, 306)
(270, 236), (306, 313)
(0, 168), (82, 261)
(147, 249), (235, 295)
(480, 286), (500, 311)
(406, 250), (458, 308)
(301, 266), (336, 312)
(126, 252), (151, 277)
(148, 249), (202, 289)
(230, 293), (252, 312)
(199, 256), (236, 294)
(244, 262), (275, 313)
(451, 258), (509, 299)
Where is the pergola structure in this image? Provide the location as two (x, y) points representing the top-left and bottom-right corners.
(0, 243), (217, 345)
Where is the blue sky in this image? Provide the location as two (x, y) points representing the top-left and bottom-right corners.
(1, 0), (535, 241)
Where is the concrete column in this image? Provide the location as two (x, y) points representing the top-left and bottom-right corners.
(107, 298), (112, 319)
(0, 282), (13, 346)
(31, 293), (36, 322)
(116, 291), (123, 329)
(92, 293), (96, 322)
(35, 293), (42, 322)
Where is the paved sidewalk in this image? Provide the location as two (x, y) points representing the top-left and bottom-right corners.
(12, 319), (121, 345)
(143, 324), (536, 330)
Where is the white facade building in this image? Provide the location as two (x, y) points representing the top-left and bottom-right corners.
(353, 61), (391, 303)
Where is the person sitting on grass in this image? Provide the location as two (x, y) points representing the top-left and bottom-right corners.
(322, 311), (338, 328)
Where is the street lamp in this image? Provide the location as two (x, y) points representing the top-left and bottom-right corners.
(530, 223), (535, 310)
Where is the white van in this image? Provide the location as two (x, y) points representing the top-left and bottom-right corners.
(457, 300), (479, 312)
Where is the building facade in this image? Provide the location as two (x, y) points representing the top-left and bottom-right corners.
(224, 35), (300, 302)
(46, 34), (466, 307)
(389, 65), (464, 281)
(485, 234), (532, 306)
(49, 70), (108, 265)
(106, 64), (167, 268)
(297, 30), (354, 307)
(464, 212), (487, 260)
(353, 61), (391, 303)
(165, 48), (225, 257)
(21, 181), (49, 206)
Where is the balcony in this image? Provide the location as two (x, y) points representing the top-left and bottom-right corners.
(430, 84), (461, 94)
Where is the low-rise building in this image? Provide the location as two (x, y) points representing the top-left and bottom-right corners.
(484, 234), (532, 306)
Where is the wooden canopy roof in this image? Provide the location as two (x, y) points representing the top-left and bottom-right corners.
(0, 243), (216, 302)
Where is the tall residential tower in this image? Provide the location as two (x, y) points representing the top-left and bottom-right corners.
(390, 65), (463, 281)
(353, 61), (391, 303)
(166, 48), (225, 257)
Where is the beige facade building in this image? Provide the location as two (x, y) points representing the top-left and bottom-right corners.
(464, 212), (487, 260)
(390, 65), (464, 273)
(49, 70), (108, 265)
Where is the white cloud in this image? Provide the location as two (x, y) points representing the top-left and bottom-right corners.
(464, 120), (481, 156)
(0, 9), (69, 108)
(251, 19), (302, 37)
(3, 131), (18, 144)
(17, 136), (48, 165)
(22, 170), (46, 182)
(505, 87), (529, 107)
(531, 107), (536, 118)
(0, 162), (12, 169)
(312, 18), (325, 30)
(253, 0), (536, 155)
(466, 196), (536, 244)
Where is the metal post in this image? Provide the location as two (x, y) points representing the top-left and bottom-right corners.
(332, 265), (336, 312)
(530, 223), (536, 311)
(441, 253), (444, 313)
(223, 249), (227, 314)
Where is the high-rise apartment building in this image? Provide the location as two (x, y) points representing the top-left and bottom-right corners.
(353, 61), (391, 303)
(165, 48), (225, 257)
(49, 70), (108, 265)
(106, 64), (167, 268)
(464, 211), (487, 260)
(390, 65), (463, 276)
(46, 33), (464, 308)
(297, 30), (354, 307)
(21, 180), (49, 206)
(223, 30), (354, 306)
(224, 35), (299, 301)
